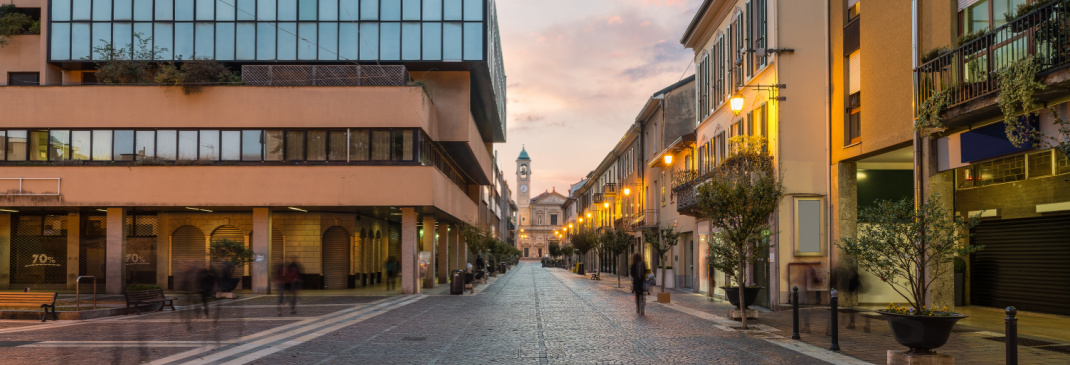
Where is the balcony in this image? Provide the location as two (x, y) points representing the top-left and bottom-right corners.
(630, 209), (659, 230)
(914, 0), (1070, 127)
(603, 183), (618, 197)
(672, 169), (708, 217)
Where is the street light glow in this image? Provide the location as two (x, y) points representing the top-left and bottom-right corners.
(623, 187), (630, 195)
(603, 202), (609, 209)
(663, 155), (672, 165)
(730, 93), (745, 115)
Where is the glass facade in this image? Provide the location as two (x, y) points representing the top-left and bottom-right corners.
(50, 0), (487, 62)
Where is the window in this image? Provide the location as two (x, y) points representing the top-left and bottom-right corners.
(200, 130), (220, 160)
(156, 130), (177, 160)
(371, 131), (391, 160)
(350, 130), (370, 160)
(178, 130), (198, 160)
(285, 130), (305, 160)
(328, 130), (347, 161)
(848, 0), (861, 21)
(846, 51), (861, 145)
(70, 131), (91, 160)
(754, 0), (768, 68)
(221, 130), (240, 160)
(550, 214), (558, 226)
(265, 130), (284, 161)
(135, 130), (155, 160)
(114, 130), (135, 161)
(49, 130), (69, 160)
(795, 198), (823, 256)
(92, 130), (113, 161)
(242, 130), (263, 161)
(7, 72), (39, 86)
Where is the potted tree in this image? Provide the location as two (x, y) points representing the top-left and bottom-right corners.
(209, 239), (254, 297)
(643, 226), (680, 301)
(570, 229), (598, 275)
(695, 142), (783, 329)
(839, 194), (981, 354)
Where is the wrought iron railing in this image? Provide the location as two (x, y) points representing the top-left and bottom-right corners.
(630, 209), (659, 230)
(603, 183), (617, 197)
(914, 0), (1070, 113)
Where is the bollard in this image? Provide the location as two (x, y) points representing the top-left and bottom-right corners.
(792, 286), (801, 340)
(1006, 306), (1018, 365)
(830, 288), (840, 352)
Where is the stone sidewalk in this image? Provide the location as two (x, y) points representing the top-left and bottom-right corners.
(576, 269), (1070, 365)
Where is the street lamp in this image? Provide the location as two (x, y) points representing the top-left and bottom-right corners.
(730, 93), (745, 115)
(586, 212), (592, 218)
(623, 187), (630, 195)
(569, 223), (573, 228)
(603, 202), (609, 209)
(663, 155), (672, 165)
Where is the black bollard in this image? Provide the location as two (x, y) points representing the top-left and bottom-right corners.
(830, 289), (840, 352)
(792, 286), (800, 340)
(1006, 306), (1018, 365)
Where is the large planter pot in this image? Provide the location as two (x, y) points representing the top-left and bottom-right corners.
(658, 269), (675, 289)
(879, 311), (967, 353)
(722, 286), (763, 308)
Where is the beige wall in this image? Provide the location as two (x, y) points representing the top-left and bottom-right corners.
(0, 166), (477, 223)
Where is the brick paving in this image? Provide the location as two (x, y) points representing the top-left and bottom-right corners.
(585, 269), (1070, 365)
(0, 262), (868, 364)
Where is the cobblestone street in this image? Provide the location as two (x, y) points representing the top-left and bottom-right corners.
(0, 262), (857, 364)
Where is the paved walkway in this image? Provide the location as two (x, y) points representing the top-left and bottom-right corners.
(0, 262), (858, 364)
(583, 269), (1070, 365)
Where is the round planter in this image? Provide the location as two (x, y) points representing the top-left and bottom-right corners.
(878, 311), (967, 353)
(722, 286), (763, 308)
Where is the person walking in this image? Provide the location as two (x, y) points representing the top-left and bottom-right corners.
(385, 256), (398, 291)
(630, 253), (647, 316)
(276, 256), (302, 316)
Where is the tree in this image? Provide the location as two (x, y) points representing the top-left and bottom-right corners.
(570, 229), (599, 274)
(601, 226), (633, 288)
(643, 225), (680, 292)
(839, 194), (981, 314)
(0, 5), (37, 48)
(461, 225), (493, 262)
(696, 149), (784, 329)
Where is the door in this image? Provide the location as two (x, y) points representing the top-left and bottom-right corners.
(971, 214), (1070, 315)
(322, 227), (350, 290)
(172, 225), (206, 290)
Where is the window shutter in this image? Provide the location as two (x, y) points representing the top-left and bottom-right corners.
(849, 51), (861, 94)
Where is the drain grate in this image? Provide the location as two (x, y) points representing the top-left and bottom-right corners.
(402, 336), (427, 341)
(1039, 345), (1070, 354)
(983, 337), (1056, 347)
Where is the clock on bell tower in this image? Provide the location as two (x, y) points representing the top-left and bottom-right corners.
(516, 146), (531, 213)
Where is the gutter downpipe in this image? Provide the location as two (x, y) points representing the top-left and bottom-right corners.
(824, 0), (833, 312)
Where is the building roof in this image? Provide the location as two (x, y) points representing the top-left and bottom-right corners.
(530, 188), (567, 205)
(517, 146), (530, 160)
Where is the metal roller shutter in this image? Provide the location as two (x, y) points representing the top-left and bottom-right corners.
(322, 228), (350, 290)
(172, 226), (206, 291)
(970, 214), (1070, 315)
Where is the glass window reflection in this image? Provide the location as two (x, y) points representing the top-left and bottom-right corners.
(278, 0), (297, 21)
(350, 130), (369, 160)
(196, 0), (215, 20)
(221, 131), (241, 161)
(178, 130), (198, 160)
(217, 22), (236, 59)
(382, 0), (402, 21)
(320, 0), (339, 20)
(339, 23), (359, 60)
(236, 23), (255, 60)
(402, 23), (421, 60)
(329, 130), (347, 161)
(257, 23), (277, 60)
(265, 130), (284, 161)
(443, 22), (462, 60)
(29, 131), (48, 161)
(133, 0), (152, 21)
(380, 23), (401, 60)
(319, 23), (339, 60)
(361, 0), (379, 20)
(464, 22), (482, 60)
(422, 23), (441, 60)
(156, 130), (177, 160)
(51, 23), (71, 60)
(71, 131), (91, 160)
(403, 0), (421, 20)
(114, 130), (134, 161)
(242, 130), (263, 161)
(359, 23), (379, 60)
(174, 23), (194, 59)
(50, 130), (70, 160)
(6, 130), (27, 161)
(285, 131), (305, 160)
(444, 0), (463, 20)
(307, 130), (327, 161)
(278, 23), (298, 60)
(155, 0), (174, 20)
(114, 0), (134, 20)
(93, 0), (112, 21)
(195, 23), (214, 58)
(237, 0), (256, 20)
(423, 0), (442, 20)
(339, 0), (359, 21)
(92, 131), (113, 161)
(199, 130), (219, 160)
(258, 0), (277, 20)
(135, 130), (155, 160)
(299, 0), (318, 20)
(299, 23), (318, 59)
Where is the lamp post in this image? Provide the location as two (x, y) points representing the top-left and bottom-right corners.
(729, 84), (788, 115)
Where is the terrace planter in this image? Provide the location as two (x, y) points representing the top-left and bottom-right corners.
(722, 286), (762, 308)
(879, 311), (967, 353)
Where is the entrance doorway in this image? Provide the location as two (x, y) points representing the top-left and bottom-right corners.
(171, 225), (206, 290)
(322, 227), (350, 290)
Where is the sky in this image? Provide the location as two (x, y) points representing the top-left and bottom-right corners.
(494, 0), (702, 200)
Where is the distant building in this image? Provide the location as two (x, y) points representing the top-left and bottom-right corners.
(514, 147), (564, 258)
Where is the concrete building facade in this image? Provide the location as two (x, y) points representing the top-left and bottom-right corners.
(0, 0), (507, 295)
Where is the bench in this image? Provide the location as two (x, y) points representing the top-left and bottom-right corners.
(590, 272), (601, 280)
(124, 289), (177, 315)
(0, 292), (58, 322)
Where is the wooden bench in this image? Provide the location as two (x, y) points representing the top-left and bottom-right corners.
(124, 289), (177, 315)
(0, 292), (58, 322)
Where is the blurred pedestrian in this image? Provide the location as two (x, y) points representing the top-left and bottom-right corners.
(630, 253), (647, 316)
(276, 256), (302, 316)
(385, 256), (398, 291)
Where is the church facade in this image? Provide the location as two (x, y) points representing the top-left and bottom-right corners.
(515, 148), (565, 258)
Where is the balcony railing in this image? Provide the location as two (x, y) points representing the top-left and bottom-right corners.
(914, 0), (1070, 113)
(242, 65), (410, 86)
(630, 209), (659, 230)
(603, 183), (617, 197)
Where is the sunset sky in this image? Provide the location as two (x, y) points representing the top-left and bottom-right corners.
(494, 0), (702, 199)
